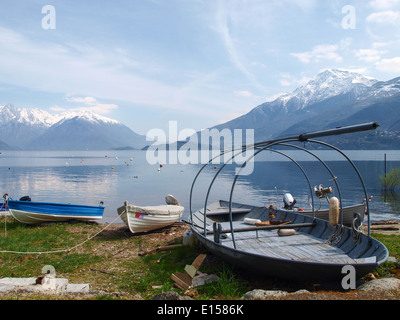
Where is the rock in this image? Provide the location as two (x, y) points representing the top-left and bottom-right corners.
(358, 278), (400, 292)
(293, 289), (311, 295)
(0, 277), (90, 295)
(66, 283), (90, 294)
(152, 291), (193, 300)
(192, 273), (219, 287)
(241, 289), (288, 300)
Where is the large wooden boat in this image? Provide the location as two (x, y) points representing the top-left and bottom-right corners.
(189, 122), (389, 282)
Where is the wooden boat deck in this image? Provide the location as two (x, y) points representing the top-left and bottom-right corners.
(192, 206), (375, 265)
(206, 221), (358, 264)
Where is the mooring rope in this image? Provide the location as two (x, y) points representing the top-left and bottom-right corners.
(0, 213), (123, 255)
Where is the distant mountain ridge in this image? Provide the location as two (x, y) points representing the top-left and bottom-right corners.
(211, 69), (400, 149)
(0, 104), (147, 150)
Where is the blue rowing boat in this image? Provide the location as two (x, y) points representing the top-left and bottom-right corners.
(7, 199), (105, 224)
(0, 203), (7, 212)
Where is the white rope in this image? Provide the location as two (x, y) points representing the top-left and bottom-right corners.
(0, 213), (123, 255)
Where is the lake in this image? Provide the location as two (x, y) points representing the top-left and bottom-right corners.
(1, 149), (400, 224)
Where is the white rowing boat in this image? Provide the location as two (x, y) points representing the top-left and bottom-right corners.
(117, 195), (184, 233)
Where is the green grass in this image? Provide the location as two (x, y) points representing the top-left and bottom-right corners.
(0, 217), (399, 300)
(370, 233), (400, 278)
(0, 219), (103, 278)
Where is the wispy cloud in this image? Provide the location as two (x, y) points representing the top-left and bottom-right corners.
(291, 44), (343, 64)
(369, 0), (400, 10)
(214, 1), (266, 91)
(354, 48), (387, 62)
(367, 10), (400, 25)
(0, 25), (231, 117)
(56, 95), (119, 114)
(376, 56), (400, 72)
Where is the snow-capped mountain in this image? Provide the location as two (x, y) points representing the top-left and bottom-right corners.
(212, 69), (400, 147)
(269, 69), (378, 113)
(0, 104), (62, 128)
(0, 104), (147, 150)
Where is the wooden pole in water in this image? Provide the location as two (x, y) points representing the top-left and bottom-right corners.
(384, 153), (387, 192)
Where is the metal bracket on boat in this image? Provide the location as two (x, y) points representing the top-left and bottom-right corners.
(351, 212), (363, 244)
(213, 223), (222, 244)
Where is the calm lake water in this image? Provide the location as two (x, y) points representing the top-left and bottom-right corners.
(1, 149), (400, 223)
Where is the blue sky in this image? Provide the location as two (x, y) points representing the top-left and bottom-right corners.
(0, 0), (399, 136)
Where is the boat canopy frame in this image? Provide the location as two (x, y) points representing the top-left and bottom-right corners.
(189, 122), (379, 249)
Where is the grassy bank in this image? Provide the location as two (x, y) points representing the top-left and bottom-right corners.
(0, 217), (399, 300)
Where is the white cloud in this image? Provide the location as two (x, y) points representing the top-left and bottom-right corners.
(367, 10), (400, 24)
(372, 42), (390, 48)
(214, 1), (266, 91)
(64, 96), (118, 114)
(291, 44), (343, 64)
(0, 26), (235, 118)
(354, 49), (386, 62)
(375, 56), (400, 72)
(278, 73), (311, 87)
(234, 90), (254, 97)
(369, 0), (400, 10)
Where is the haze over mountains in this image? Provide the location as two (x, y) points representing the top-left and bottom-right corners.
(0, 69), (399, 151)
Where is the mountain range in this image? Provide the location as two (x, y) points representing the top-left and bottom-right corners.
(1, 68), (399, 151)
(211, 69), (400, 149)
(0, 105), (147, 150)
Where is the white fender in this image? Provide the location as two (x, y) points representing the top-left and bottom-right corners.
(244, 218), (261, 225)
(329, 196), (340, 227)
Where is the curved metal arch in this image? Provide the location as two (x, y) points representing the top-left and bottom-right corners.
(307, 139), (372, 237)
(189, 149), (235, 223)
(200, 148), (248, 235)
(226, 138), (309, 247)
(201, 146), (317, 238)
(227, 140), (358, 248)
(275, 142), (344, 226)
